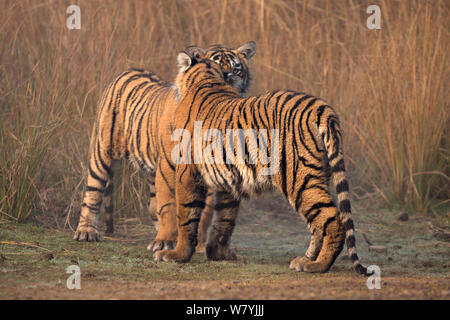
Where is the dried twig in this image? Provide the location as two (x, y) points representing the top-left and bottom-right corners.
(103, 236), (143, 242)
(362, 233), (373, 246)
(0, 241), (52, 252)
(427, 222), (448, 233)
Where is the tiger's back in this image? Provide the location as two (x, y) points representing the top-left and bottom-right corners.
(98, 68), (172, 170)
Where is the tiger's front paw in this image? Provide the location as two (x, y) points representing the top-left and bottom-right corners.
(73, 226), (102, 242)
(154, 248), (193, 263)
(147, 239), (175, 252)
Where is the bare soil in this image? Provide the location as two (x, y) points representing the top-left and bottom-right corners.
(1, 193), (449, 299)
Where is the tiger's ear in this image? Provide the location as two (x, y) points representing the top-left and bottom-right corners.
(237, 41), (256, 60)
(185, 46), (206, 60)
(177, 52), (193, 73)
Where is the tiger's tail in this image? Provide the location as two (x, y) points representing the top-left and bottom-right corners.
(318, 106), (372, 276)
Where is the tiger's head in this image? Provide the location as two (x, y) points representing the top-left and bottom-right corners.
(179, 41), (256, 96)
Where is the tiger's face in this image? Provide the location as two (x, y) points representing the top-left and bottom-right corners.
(183, 41), (256, 95)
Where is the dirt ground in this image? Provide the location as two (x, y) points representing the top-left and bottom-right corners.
(0, 193), (449, 299)
(1, 276), (448, 300)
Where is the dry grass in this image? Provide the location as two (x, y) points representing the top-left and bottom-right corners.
(0, 0), (448, 223)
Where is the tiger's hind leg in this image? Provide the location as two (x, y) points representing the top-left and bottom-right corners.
(74, 139), (114, 242)
(301, 208), (344, 273)
(195, 191), (215, 253)
(205, 191), (240, 261)
(291, 188), (345, 273)
(147, 174), (159, 230)
(147, 161), (177, 252)
(289, 229), (323, 271)
(103, 179), (114, 235)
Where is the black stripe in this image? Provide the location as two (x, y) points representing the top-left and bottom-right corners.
(182, 200), (206, 209)
(346, 234), (356, 248)
(343, 217), (355, 232)
(126, 82), (154, 130)
(86, 186), (104, 193)
(306, 209), (321, 224)
(350, 253), (359, 262)
(214, 201), (240, 211)
(96, 140), (111, 176)
(331, 159), (345, 173)
(322, 216), (336, 236)
(336, 180), (349, 193)
(298, 155), (323, 171)
(135, 103), (149, 161)
(339, 199), (351, 213)
(81, 203), (100, 213)
(294, 174), (316, 211)
(156, 165), (175, 195)
(286, 103), (300, 131)
(218, 218), (236, 227)
(130, 85), (159, 159)
(186, 68), (202, 87)
(157, 202), (176, 217)
(316, 104), (326, 128)
(88, 165), (107, 186)
(109, 108), (117, 151)
(355, 264), (370, 275)
(181, 218), (201, 226)
(306, 108), (323, 154)
(125, 83), (156, 148)
(327, 119), (341, 161)
(160, 142), (175, 172)
(297, 97), (321, 162)
(305, 202), (335, 222)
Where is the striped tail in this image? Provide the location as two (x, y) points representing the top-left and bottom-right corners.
(319, 107), (372, 276)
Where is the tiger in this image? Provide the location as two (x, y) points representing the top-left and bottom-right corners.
(73, 42), (257, 255)
(152, 49), (371, 275)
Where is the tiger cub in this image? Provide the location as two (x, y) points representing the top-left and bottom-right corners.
(73, 43), (256, 256)
(153, 48), (371, 275)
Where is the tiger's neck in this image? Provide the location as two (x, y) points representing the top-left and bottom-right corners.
(176, 63), (238, 100)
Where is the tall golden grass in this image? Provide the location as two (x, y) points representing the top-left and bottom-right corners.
(0, 0), (448, 223)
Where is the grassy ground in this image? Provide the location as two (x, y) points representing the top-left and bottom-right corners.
(1, 193), (448, 299)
